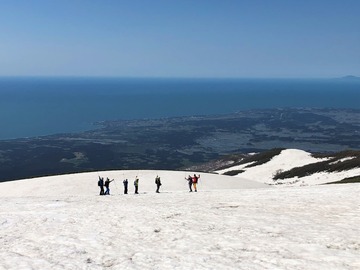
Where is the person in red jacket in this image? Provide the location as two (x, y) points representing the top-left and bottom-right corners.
(192, 174), (200, 192)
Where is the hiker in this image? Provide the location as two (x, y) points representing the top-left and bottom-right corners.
(185, 175), (193, 192)
(134, 176), (139, 194)
(104, 177), (114, 195)
(98, 176), (105, 195)
(123, 179), (128, 194)
(192, 174), (200, 192)
(155, 175), (162, 193)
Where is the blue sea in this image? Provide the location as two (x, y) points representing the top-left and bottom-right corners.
(0, 77), (359, 140)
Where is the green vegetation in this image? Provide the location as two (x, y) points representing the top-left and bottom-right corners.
(244, 148), (284, 168)
(325, 175), (360, 184)
(223, 170), (245, 176)
(274, 152), (360, 180)
(0, 108), (359, 182)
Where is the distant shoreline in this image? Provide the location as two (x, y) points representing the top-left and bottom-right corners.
(0, 75), (359, 80)
(1, 77), (359, 139)
(1, 107), (360, 141)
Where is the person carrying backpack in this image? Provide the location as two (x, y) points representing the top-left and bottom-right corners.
(155, 175), (162, 193)
(192, 174), (200, 192)
(98, 176), (105, 195)
(134, 177), (139, 194)
(185, 175), (193, 192)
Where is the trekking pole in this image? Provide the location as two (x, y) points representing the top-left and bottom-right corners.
(114, 179), (119, 194)
(113, 178), (118, 189)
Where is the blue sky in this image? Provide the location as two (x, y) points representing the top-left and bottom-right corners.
(0, 0), (359, 78)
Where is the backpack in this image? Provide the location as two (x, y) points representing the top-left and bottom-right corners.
(98, 180), (101, 186)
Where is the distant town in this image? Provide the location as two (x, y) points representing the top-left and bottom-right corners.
(0, 108), (359, 182)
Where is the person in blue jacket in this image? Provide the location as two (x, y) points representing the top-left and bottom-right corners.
(104, 177), (114, 195)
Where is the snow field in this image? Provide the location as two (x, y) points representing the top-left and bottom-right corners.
(1, 183), (359, 269)
(0, 170), (268, 197)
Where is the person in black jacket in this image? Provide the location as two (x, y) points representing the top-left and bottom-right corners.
(98, 176), (105, 195)
(134, 177), (139, 194)
(155, 175), (162, 193)
(185, 175), (193, 192)
(123, 179), (128, 194)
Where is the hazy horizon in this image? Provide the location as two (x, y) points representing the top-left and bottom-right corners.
(0, 1), (359, 78)
(0, 75), (359, 80)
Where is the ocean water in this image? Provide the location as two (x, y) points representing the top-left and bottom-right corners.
(0, 77), (359, 140)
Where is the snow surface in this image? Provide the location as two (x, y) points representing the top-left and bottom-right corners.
(329, 156), (356, 165)
(1, 170), (360, 269)
(216, 149), (360, 186)
(0, 170), (267, 197)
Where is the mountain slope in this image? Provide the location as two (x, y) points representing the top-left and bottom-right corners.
(0, 170), (267, 197)
(0, 161), (359, 269)
(214, 149), (360, 186)
(1, 180), (359, 269)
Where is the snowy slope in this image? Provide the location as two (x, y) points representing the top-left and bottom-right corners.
(0, 155), (359, 269)
(0, 170), (267, 197)
(0, 176), (359, 269)
(216, 149), (360, 186)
